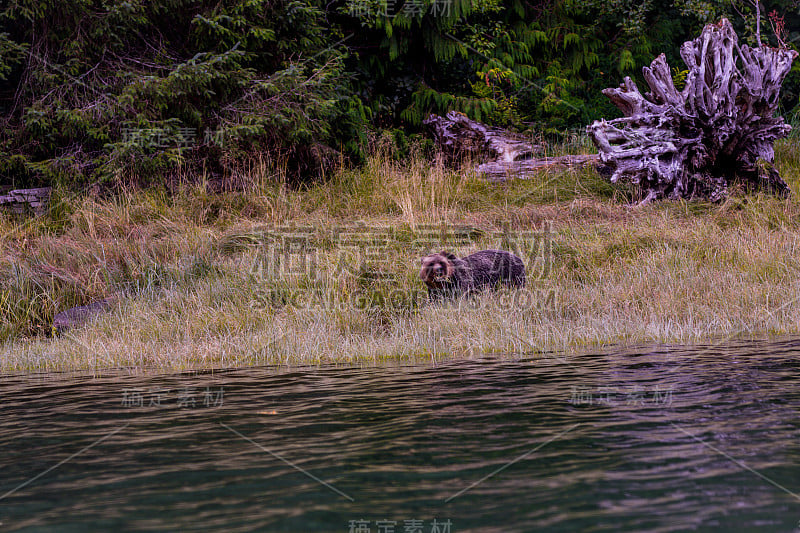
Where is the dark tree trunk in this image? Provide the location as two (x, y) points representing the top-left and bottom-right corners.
(588, 18), (797, 204)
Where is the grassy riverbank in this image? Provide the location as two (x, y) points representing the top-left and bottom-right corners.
(3, 138), (800, 372)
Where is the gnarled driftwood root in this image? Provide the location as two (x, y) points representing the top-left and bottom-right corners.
(588, 18), (797, 204)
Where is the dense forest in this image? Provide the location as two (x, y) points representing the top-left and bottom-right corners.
(0, 0), (798, 188)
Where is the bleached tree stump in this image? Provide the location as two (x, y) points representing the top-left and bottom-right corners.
(588, 18), (797, 204)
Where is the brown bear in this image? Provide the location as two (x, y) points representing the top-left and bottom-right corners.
(420, 249), (526, 300)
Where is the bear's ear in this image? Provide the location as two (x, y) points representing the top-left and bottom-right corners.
(441, 251), (458, 261)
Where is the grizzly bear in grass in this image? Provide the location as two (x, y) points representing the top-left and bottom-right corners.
(420, 249), (526, 300)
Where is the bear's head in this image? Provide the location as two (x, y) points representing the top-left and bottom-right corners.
(419, 252), (457, 288)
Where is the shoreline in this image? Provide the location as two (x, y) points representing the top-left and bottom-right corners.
(3, 333), (798, 378)
(2, 142), (800, 373)
(0, 329), (800, 381)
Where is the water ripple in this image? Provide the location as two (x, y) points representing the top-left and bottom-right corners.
(1, 338), (799, 531)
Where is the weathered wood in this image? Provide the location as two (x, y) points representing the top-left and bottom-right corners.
(52, 292), (124, 334)
(424, 111), (538, 164)
(588, 18), (797, 204)
(477, 154), (600, 182)
(0, 187), (52, 215)
(425, 112), (601, 180)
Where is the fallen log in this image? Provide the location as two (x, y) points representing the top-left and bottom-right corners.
(588, 18), (797, 204)
(0, 187), (51, 215)
(52, 292), (124, 334)
(424, 111), (538, 165)
(424, 112), (601, 180)
(477, 154), (600, 182)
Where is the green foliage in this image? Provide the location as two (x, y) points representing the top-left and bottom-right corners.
(0, 0), (799, 188)
(0, 0), (368, 187)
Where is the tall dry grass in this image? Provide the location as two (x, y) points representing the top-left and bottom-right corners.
(2, 137), (800, 372)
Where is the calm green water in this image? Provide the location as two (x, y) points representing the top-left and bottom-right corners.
(1, 338), (799, 532)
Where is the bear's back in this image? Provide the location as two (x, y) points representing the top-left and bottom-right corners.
(462, 250), (525, 289)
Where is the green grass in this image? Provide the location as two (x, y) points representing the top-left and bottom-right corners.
(2, 137), (800, 372)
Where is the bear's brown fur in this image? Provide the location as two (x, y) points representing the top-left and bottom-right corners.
(420, 249), (525, 300)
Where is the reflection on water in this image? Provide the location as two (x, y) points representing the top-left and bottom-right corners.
(1, 338), (799, 532)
